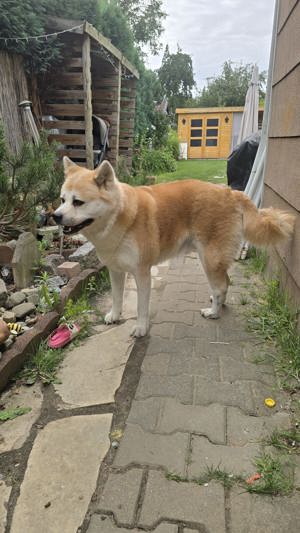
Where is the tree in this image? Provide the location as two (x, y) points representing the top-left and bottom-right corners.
(191, 61), (266, 108)
(158, 45), (196, 113)
(118, 0), (166, 54)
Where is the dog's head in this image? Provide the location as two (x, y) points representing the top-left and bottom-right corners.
(53, 157), (120, 235)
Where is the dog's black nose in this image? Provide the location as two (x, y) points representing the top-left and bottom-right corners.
(53, 212), (63, 225)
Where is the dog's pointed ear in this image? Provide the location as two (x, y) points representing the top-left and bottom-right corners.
(63, 156), (77, 176)
(94, 160), (116, 187)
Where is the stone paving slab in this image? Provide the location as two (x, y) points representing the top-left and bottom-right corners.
(189, 435), (261, 478)
(146, 337), (194, 356)
(220, 356), (274, 383)
(0, 481), (11, 532)
(194, 376), (254, 413)
(227, 407), (291, 446)
(230, 487), (300, 533)
(10, 414), (112, 533)
(128, 398), (163, 431)
(138, 471), (226, 532)
(135, 373), (194, 404)
(141, 353), (171, 375)
(157, 398), (226, 444)
(87, 515), (178, 533)
(114, 423), (189, 474)
(97, 469), (143, 525)
(0, 383), (43, 453)
(54, 321), (134, 407)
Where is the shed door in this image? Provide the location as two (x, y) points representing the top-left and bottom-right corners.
(188, 115), (221, 159)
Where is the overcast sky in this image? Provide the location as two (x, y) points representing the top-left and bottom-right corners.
(146, 0), (276, 90)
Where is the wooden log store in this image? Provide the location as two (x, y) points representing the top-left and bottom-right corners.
(38, 19), (139, 170)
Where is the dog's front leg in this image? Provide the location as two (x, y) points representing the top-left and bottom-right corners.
(105, 270), (126, 324)
(131, 268), (151, 337)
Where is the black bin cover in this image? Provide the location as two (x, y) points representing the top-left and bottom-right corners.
(227, 132), (261, 191)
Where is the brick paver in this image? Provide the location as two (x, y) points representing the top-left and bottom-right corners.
(91, 253), (298, 533)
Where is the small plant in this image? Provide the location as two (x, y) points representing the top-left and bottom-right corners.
(60, 295), (92, 338)
(247, 278), (300, 389)
(85, 270), (111, 297)
(246, 247), (268, 274)
(246, 453), (293, 495)
(20, 340), (64, 385)
(0, 407), (31, 421)
(194, 465), (244, 489)
(165, 472), (188, 483)
(266, 428), (300, 454)
(239, 294), (249, 305)
(37, 271), (60, 313)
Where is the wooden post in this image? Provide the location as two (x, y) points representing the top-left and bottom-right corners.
(115, 60), (122, 167)
(82, 34), (93, 169)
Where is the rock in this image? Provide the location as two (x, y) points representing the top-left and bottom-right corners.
(0, 241), (15, 265)
(0, 319), (10, 343)
(57, 262), (81, 279)
(12, 302), (36, 319)
(70, 234), (87, 244)
(0, 280), (7, 306)
(37, 226), (60, 238)
(12, 233), (40, 289)
(1, 266), (13, 284)
(4, 337), (14, 350)
(25, 316), (37, 326)
(47, 276), (66, 290)
(43, 254), (65, 275)
(22, 288), (39, 306)
(2, 311), (16, 323)
(6, 291), (26, 308)
(69, 242), (101, 270)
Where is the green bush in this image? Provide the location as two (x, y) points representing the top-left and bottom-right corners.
(166, 129), (179, 160)
(141, 147), (177, 175)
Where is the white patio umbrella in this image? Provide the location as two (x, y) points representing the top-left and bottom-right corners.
(237, 65), (259, 145)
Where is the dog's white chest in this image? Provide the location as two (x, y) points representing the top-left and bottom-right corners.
(93, 235), (139, 273)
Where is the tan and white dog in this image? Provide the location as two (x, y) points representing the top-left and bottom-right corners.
(54, 157), (295, 337)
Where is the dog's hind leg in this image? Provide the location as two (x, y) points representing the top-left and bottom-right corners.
(131, 267), (151, 337)
(197, 248), (230, 319)
(105, 270), (126, 324)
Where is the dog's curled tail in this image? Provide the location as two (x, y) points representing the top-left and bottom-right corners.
(235, 192), (296, 246)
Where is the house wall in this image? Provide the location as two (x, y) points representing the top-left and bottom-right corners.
(263, 0), (300, 307)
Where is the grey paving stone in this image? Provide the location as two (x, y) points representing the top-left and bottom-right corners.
(150, 323), (174, 339)
(97, 469), (143, 525)
(167, 352), (193, 376)
(114, 424), (189, 474)
(87, 515), (177, 533)
(152, 309), (194, 325)
(227, 408), (291, 446)
(162, 286), (196, 302)
(128, 398), (162, 431)
(136, 374), (194, 404)
(220, 357), (274, 384)
(157, 398), (226, 444)
(146, 337), (194, 356)
(194, 377), (254, 413)
(174, 323), (218, 341)
(141, 353), (171, 375)
(189, 435), (261, 478)
(161, 299), (203, 312)
(230, 487), (300, 533)
(139, 471), (225, 531)
(190, 353), (220, 380)
(250, 382), (289, 416)
(195, 339), (245, 361)
(217, 327), (254, 342)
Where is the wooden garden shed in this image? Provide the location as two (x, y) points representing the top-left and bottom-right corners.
(37, 19), (139, 170)
(176, 106), (264, 160)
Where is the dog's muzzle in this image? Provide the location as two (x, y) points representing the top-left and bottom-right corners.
(62, 219), (95, 235)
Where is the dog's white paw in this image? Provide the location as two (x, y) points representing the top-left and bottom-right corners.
(201, 308), (220, 319)
(130, 322), (149, 338)
(104, 310), (120, 324)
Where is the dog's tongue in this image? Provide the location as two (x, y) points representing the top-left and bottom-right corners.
(62, 218), (94, 235)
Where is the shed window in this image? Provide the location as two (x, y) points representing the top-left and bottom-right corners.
(207, 118), (219, 126)
(206, 139), (218, 146)
(191, 119), (202, 127)
(191, 129), (202, 137)
(206, 128), (218, 137)
(190, 139), (202, 147)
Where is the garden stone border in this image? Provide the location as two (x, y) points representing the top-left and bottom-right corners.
(0, 268), (103, 392)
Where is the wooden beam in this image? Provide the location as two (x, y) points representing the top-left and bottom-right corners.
(82, 34), (94, 169)
(43, 120), (85, 130)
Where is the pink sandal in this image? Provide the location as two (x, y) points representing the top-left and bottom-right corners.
(48, 323), (80, 349)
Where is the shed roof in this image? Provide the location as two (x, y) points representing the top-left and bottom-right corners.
(46, 17), (139, 79)
(176, 106), (264, 114)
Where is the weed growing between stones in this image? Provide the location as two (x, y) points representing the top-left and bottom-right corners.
(19, 340), (65, 385)
(246, 247), (268, 275)
(246, 278), (300, 390)
(246, 453), (294, 496)
(194, 466), (245, 489)
(266, 428), (300, 454)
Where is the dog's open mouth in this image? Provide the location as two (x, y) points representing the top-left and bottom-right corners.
(62, 219), (94, 235)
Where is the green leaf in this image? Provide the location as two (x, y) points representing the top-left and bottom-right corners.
(0, 407), (32, 421)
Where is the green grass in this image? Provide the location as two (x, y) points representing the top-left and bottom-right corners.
(247, 279), (300, 389)
(156, 159), (227, 184)
(246, 247), (269, 275)
(266, 428), (300, 454)
(19, 341), (65, 385)
(246, 453), (293, 495)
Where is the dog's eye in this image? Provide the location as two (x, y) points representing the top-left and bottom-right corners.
(73, 199), (85, 207)
(60, 198), (65, 204)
